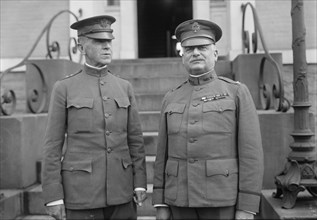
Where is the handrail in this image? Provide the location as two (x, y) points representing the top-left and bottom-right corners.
(0, 10), (80, 115)
(242, 3), (290, 112)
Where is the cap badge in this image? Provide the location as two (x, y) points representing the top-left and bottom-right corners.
(192, 22), (200, 33)
(100, 19), (111, 28)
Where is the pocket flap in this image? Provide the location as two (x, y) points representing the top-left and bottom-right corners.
(164, 103), (186, 114)
(114, 97), (131, 108)
(202, 102), (218, 112)
(62, 160), (92, 173)
(165, 160), (179, 177)
(122, 157), (133, 168)
(219, 100), (236, 110)
(67, 98), (93, 109)
(203, 100), (235, 112)
(206, 159), (238, 177)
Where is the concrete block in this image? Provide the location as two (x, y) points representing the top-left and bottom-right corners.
(136, 94), (165, 111)
(0, 189), (23, 220)
(233, 53), (283, 110)
(0, 114), (47, 189)
(258, 111), (315, 189)
(260, 189), (317, 219)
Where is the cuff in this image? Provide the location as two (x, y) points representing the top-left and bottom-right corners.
(237, 191), (261, 213)
(154, 204), (169, 208)
(46, 199), (64, 206)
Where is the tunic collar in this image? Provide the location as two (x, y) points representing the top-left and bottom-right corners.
(188, 70), (218, 85)
(84, 63), (109, 77)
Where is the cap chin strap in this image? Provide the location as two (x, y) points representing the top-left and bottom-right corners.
(189, 68), (213, 78)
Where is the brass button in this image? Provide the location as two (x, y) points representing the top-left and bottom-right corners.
(189, 159), (196, 163)
(225, 169), (229, 177)
(105, 130), (111, 135)
(100, 81), (105, 85)
(103, 96), (108, 101)
(192, 103), (200, 107)
(190, 120), (197, 124)
(104, 113), (110, 118)
(189, 138), (196, 143)
(107, 148), (112, 153)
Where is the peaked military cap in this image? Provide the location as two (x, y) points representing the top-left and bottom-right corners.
(70, 15), (116, 40)
(175, 19), (222, 46)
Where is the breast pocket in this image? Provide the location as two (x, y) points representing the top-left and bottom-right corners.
(202, 99), (236, 133)
(67, 98), (93, 133)
(113, 97), (131, 131)
(164, 103), (186, 134)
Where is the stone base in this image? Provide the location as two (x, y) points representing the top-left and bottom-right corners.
(260, 189), (317, 219)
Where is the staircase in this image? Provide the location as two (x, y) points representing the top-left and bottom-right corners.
(1, 55), (286, 219)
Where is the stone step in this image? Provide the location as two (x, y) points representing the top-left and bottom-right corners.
(143, 132), (158, 156)
(135, 93), (165, 111)
(125, 75), (186, 94)
(15, 215), (55, 220)
(0, 189), (23, 220)
(15, 215), (155, 220)
(139, 111), (160, 132)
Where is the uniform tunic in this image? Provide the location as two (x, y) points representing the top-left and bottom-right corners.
(42, 65), (147, 210)
(153, 71), (263, 213)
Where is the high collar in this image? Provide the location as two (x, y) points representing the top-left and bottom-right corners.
(84, 63), (109, 77)
(188, 70), (218, 86)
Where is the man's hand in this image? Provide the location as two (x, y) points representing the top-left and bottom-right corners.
(235, 210), (254, 219)
(156, 207), (171, 220)
(133, 190), (147, 206)
(45, 204), (66, 220)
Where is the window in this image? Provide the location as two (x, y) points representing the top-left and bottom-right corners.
(107, 0), (120, 6)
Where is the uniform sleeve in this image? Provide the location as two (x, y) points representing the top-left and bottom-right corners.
(127, 82), (147, 189)
(152, 93), (170, 205)
(236, 83), (264, 213)
(42, 81), (67, 205)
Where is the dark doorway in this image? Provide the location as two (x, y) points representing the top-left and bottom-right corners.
(137, 0), (192, 58)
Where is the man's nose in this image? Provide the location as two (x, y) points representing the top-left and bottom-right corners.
(103, 41), (111, 48)
(193, 47), (200, 55)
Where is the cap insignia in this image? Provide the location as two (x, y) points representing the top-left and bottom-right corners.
(192, 22), (200, 33)
(100, 19), (111, 28)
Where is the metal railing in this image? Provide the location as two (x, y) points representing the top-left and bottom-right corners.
(242, 2), (290, 112)
(0, 10), (81, 115)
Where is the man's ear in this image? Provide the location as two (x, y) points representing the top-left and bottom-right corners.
(214, 48), (219, 61)
(78, 43), (84, 54)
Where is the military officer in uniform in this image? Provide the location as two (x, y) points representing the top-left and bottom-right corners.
(42, 15), (147, 220)
(153, 19), (264, 220)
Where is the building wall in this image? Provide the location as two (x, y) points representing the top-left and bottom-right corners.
(256, 0), (316, 51)
(0, 0), (316, 70)
(0, 0), (70, 60)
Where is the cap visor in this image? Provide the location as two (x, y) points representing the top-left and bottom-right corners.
(181, 37), (213, 47)
(85, 32), (114, 40)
